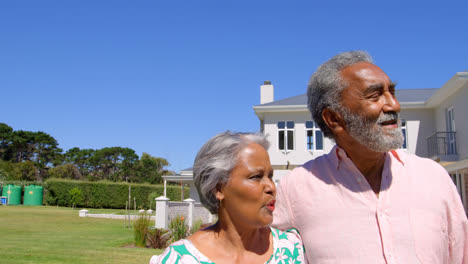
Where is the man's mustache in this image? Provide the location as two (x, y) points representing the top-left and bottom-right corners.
(377, 112), (399, 124)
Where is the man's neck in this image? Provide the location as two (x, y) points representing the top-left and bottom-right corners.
(339, 143), (386, 195)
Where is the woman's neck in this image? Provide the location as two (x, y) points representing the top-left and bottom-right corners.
(188, 219), (272, 263)
(212, 220), (270, 253)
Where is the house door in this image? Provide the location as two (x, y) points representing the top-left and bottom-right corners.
(446, 107), (456, 154)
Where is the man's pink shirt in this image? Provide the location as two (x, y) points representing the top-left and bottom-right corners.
(273, 146), (468, 263)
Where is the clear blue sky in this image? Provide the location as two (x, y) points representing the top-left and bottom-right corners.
(1, 1), (467, 173)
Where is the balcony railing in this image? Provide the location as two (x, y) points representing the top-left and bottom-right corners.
(427, 131), (457, 159)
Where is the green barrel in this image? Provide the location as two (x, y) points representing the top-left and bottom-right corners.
(1, 184), (22, 205)
(23, 185), (43, 206)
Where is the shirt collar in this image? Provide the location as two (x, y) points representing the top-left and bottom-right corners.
(331, 145), (405, 169)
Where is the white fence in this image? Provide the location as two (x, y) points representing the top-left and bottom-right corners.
(78, 197), (214, 230)
(155, 196), (213, 229)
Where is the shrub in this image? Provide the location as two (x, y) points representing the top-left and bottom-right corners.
(168, 215), (190, 242)
(147, 228), (170, 249)
(134, 213), (151, 247)
(48, 164), (82, 180)
(44, 179), (189, 209)
(0, 160), (36, 181)
(68, 187), (83, 209)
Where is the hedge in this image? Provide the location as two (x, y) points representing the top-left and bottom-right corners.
(42, 179), (189, 209)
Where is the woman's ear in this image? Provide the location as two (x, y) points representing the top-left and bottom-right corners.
(215, 191), (224, 201)
(322, 108), (345, 135)
(215, 184), (224, 201)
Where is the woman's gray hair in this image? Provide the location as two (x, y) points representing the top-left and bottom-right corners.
(193, 131), (269, 214)
(307, 50), (373, 138)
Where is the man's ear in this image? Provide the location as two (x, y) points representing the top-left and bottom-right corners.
(322, 108), (345, 135)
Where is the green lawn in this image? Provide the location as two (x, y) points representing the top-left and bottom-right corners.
(0, 206), (164, 264)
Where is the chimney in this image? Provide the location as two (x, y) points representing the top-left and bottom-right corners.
(260, 80), (274, 104)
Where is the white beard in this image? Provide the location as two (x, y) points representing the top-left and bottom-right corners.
(337, 107), (404, 152)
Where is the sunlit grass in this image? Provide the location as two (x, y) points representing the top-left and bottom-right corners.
(0, 206), (163, 264)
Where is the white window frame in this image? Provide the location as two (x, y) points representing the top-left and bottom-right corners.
(277, 121), (295, 153)
(305, 121), (323, 151)
(400, 119), (408, 150)
(446, 107), (456, 155)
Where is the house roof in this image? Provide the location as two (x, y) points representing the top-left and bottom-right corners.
(259, 94), (307, 106)
(255, 88), (438, 107)
(395, 88), (438, 103)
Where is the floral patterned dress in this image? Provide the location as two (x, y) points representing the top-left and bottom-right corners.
(149, 227), (306, 264)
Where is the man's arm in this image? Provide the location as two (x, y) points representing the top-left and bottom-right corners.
(272, 176), (295, 230)
(445, 173), (468, 263)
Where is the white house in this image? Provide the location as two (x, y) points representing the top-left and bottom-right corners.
(253, 72), (468, 210)
(165, 71), (468, 210)
(162, 167), (200, 202)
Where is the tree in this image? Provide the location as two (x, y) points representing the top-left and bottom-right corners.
(0, 126), (62, 180)
(33, 132), (63, 167)
(64, 147), (95, 177)
(89, 147), (139, 181)
(8, 161), (37, 181)
(31, 132), (63, 179)
(134, 153), (169, 183)
(0, 123), (13, 160)
(8, 130), (36, 163)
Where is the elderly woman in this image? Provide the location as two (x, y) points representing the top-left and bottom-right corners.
(150, 132), (306, 264)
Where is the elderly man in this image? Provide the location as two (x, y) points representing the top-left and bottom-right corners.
(272, 51), (468, 263)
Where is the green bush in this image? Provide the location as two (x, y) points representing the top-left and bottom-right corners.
(168, 215), (190, 242)
(69, 187), (83, 209)
(134, 213), (151, 247)
(0, 160), (37, 181)
(48, 164), (82, 180)
(44, 179), (189, 209)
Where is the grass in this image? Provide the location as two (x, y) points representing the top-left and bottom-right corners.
(0, 206), (164, 264)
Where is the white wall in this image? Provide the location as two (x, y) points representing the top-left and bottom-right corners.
(434, 83), (468, 160)
(400, 108), (435, 157)
(263, 111), (335, 174)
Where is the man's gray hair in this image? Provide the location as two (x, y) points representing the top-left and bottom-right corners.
(193, 131), (269, 214)
(307, 51), (373, 138)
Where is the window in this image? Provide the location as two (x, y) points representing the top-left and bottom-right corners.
(305, 121), (323, 151)
(446, 107), (456, 154)
(278, 121), (294, 151)
(401, 120), (407, 149)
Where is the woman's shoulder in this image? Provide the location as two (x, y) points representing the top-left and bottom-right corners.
(149, 239), (213, 264)
(270, 226), (303, 244)
(269, 227), (307, 264)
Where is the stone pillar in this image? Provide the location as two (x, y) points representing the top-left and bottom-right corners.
(79, 209), (88, 217)
(208, 212), (213, 224)
(164, 179), (167, 197)
(155, 196), (170, 229)
(184, 198), (195, 229)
